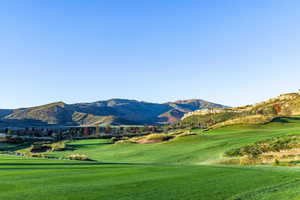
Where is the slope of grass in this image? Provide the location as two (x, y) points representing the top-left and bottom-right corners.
(40, 117), (300, 165)
(2, 117), (300, 200)
(181, 92), (300, 128)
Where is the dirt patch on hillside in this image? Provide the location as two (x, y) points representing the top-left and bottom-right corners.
(135, 133), (174, 144)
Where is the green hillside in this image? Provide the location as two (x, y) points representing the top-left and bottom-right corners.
(31, 116), (300, 164)
(1, 117), (300, 199)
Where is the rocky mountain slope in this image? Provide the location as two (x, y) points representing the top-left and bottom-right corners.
(0, 99), (226, 127)
(180, 91), (300, 129)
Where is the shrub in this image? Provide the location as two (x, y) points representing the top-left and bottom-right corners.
(68, 154), (93, 161)
(224, 148), (243, 157)
(29, 145), (52, 153)
(274, 159), (280, 166)
(31, 153), (45, 158)
(145, 133), (173, 141)
(225, 135), (300, 158)
(50, 142), (66, 151)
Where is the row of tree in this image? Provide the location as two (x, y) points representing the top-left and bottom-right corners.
(2, 125), (163, 141)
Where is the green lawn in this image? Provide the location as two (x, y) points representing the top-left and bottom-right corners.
(45, 117), (300, 165)
(2, 117), (300, 200)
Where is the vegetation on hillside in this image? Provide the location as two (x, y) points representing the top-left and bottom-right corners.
(224, 134), (300, 166)
(180, 92), (300, 129)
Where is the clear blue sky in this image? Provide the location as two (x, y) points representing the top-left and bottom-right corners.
(1, 0), (300, 109)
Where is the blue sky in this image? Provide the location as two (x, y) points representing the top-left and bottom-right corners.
(1, 0), (300, 108)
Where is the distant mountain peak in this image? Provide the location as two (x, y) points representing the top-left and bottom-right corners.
(0, 98), (227, 127)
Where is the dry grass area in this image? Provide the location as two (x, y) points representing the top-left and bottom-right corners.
(69, 154), (93, 161)
(211, 114), (275, 129)
(260, 149), (300, 165)
(224, 134), (300, 166)
(133, 133), (174, 144)
(114, 130), (197, 145)
(263, 148), (300, 156)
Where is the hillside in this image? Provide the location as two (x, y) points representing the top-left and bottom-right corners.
(0, 99), (226, 127)
(181, 91), (300, 128)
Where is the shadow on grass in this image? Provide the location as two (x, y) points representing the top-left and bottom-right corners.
(0, 162), (156, 166)
(0, 161), (166, 170)
(0, 142), (31, 152)
(0, 166), (129, 170)
(66, 142), (113, 151)
(270, 117), (300, 123)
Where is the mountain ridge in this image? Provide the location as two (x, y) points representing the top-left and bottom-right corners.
(180, 91), (300, 129)
(0, 98), (227, 127)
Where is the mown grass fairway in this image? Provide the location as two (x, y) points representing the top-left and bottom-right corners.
(2, 117), (300, 200)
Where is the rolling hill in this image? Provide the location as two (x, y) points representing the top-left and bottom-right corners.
(181, 91), (300, 128)
(0, 99), (226, 127)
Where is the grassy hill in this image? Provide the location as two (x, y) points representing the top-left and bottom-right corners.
(30, 116), (300, 164)
(1, 99), (226, 127)
(1, 117), (300, 199)
(181, 91), (300, 129)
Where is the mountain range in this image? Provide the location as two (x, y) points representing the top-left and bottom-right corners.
(0, 99), (226, 127)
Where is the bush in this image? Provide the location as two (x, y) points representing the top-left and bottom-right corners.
(50, 142), (66, 151)
(68, 154), (93, 161)
(29, 145), (52, 153)
(224, 148), (243, 157)
(31, 153), (45, 158)
(274, 159), (280, 166)
(145, 133), (173, 141)
(225, 135), (300, 158)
